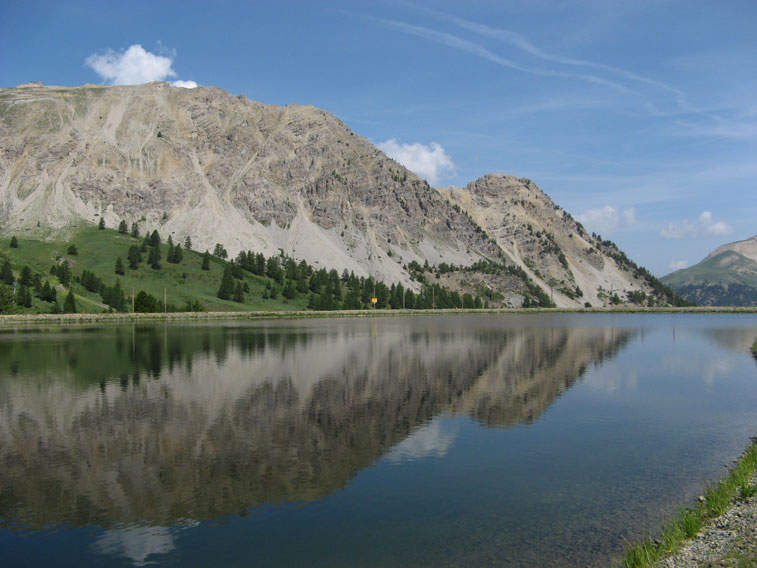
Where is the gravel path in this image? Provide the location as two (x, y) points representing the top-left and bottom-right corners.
(655, 470), (757, 568)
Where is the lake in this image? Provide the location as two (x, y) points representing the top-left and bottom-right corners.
(1, 313), (757, 567)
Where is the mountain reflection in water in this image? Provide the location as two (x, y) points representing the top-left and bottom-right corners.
(0, 318), (632, 530)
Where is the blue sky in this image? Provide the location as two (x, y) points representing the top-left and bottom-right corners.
(1, 0), (755, 275)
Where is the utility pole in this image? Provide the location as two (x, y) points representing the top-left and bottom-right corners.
(132, 287), (135, 312)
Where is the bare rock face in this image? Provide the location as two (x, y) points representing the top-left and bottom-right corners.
(0, 82), (660, 305)
(438, 174), (651, 307)
(0, 82), (497, 286)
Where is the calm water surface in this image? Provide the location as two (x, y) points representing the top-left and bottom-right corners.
(1, 313), (757, 567)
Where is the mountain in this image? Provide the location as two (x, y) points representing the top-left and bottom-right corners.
(0, 81), (676, 308)
(662, 234), (757, 306)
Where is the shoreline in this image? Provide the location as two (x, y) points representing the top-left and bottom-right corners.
(623, 437), (757, 568)
(1, 306), (756, 326)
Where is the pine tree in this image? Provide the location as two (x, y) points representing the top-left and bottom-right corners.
(50, 299), (61, 314)
(184, 235), (192, 250)
(115, 257), (125, 275)
(148, 245), (161, 270)
(118, 220), (128, 234)
(19, 266), (33, 286)
(131, 222), (140, 238)
(1, 260), (15, 285)
(63, 289), (77, 313)
(201, 251), (210, 271)
(217, 266), (235, 300)
(9, 236), (18, 248)
(57, 261), (71, 286)
(127, 245), (142, 269)
(149, 230), (161, 247)
(0, 283), (15, 314)
(283, 279), (296, 299)
(233, 282), (245, 303)
(67, 244), (78, 255)
(98, 217), (105, 230)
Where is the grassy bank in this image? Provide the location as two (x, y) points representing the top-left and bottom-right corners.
(0, 306), (756, 327)
(621, 437), (757, 568)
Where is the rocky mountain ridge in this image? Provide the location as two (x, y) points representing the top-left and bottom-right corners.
(0, 81), (672, 307)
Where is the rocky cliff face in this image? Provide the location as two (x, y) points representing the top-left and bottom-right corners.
(438, 174), (652, 307)
(1, 82), (664, 306)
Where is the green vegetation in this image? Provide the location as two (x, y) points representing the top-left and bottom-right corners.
(620, 438), (757, 568)
(592, 234), (691, 307)
(752, 338), (757, 358)
(0, 225), (484, 315)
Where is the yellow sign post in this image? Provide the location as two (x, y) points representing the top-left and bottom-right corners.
(371, 297), (378, 307)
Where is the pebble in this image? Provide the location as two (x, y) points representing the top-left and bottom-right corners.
(655, 470), (757, 567)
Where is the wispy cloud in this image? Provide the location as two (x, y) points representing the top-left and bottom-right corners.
(376, 18), (629, 92)
(424, 8), (688, 105)
(577, 205), (636, 236)
(377, 138), (456, 185)
(669, 260), (689, 271)
(660, 211), (733, 239)
(85, 44), (198, 88)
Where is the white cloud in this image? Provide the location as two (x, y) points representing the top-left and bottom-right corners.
(660, 211), (733, 238)
(669, 260), (688, 271)
(576, 205), (636, 236)
(622, 207), (636, 225)
(85, 44), (197, 87)
(171, 80), (198, 89)
(376, 138), (455, 185)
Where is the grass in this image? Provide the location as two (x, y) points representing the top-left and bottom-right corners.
(1, 226), (309, 314)
(621, 438), (757, 568)
(752, 338), (757, 358)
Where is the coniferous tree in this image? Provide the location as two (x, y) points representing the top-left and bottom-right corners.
(184, 235), (192, 250)
(0, 283), (15, 314)
(19, 266), (33, 286)
(131, 222), (140, 238)
(57, 261), (71, 286)
(148, 245), (161, 270)
(67, 244), (78, 255)
(118, 220), (128, 234)
(9, 236), (19, 248)
(217, 266), (235, 300)
(172, 243), (183, 263)
(149, 230), (161, 247)
(201, 251), (210, 271)
(1, 260), (14, 285)
(134, 290), (159, 313)
(63, 289), (77, 313)
(50, 299), (61, 314)
(283, 279), (296, 299)
(98, 217), (105, 230)
(115, 257), (125, 275)
(127, 245), (142, 269)
(233, 282), (245, 303)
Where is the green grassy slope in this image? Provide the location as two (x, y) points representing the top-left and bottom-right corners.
(0, 226), (308, 314)
(662, 251), (757, 306)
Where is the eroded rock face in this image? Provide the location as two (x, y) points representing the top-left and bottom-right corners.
(438, 174), (650, 307)
(1, 82), (659, 305)
(0, 82), (497, 286)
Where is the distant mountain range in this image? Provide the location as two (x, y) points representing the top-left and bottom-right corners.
(0, 81), (681, 308)
(662, 234), (757, 306)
